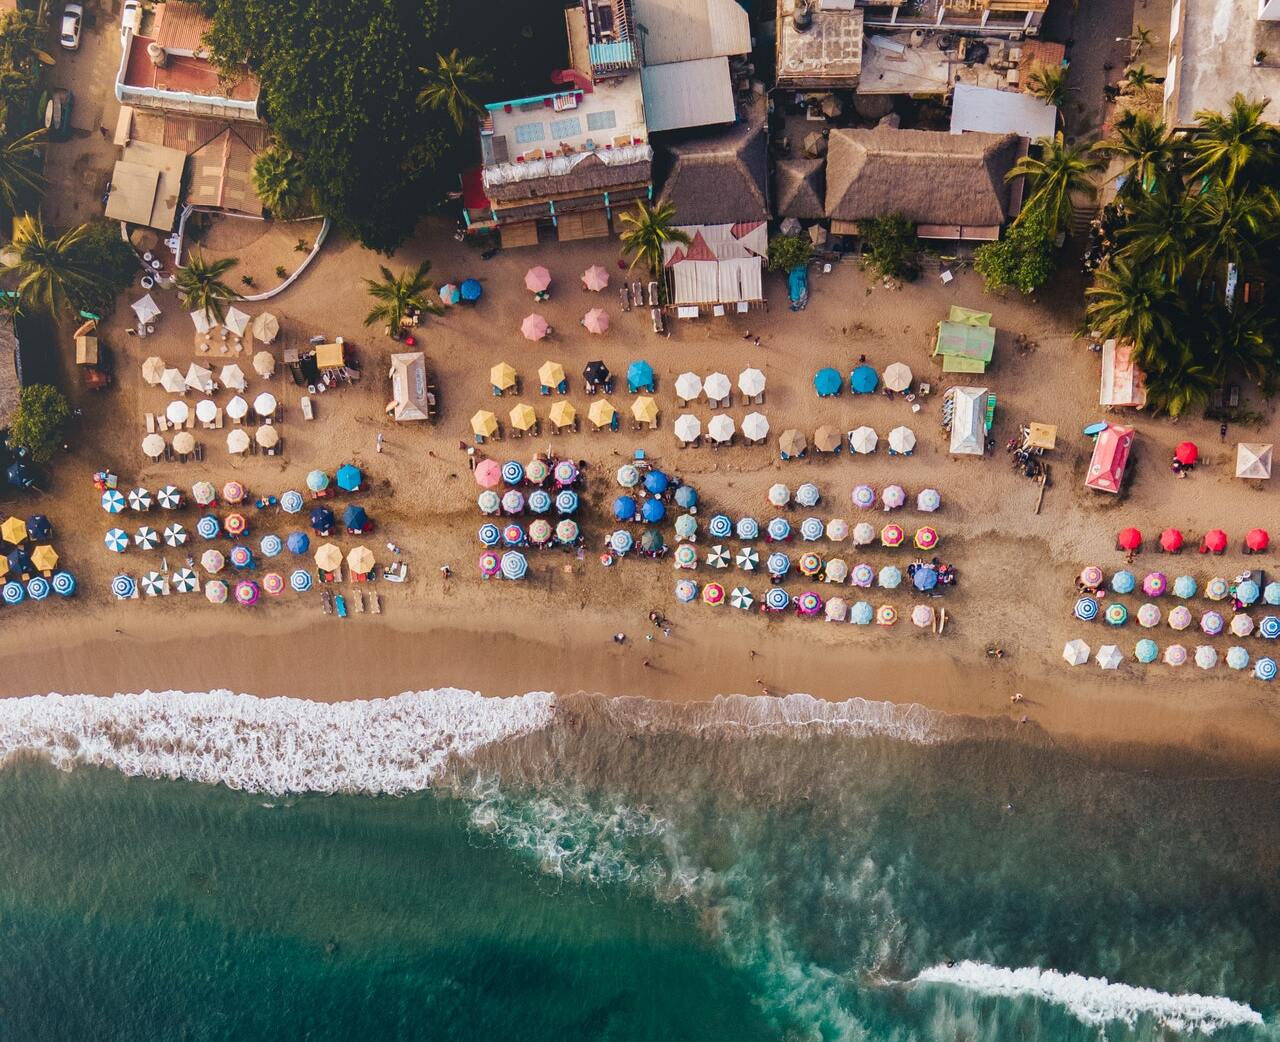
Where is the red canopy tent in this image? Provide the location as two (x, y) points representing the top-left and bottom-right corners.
(1086, 425), (1135, 494)
(1200, 529), (1228, 554)
(1246, 528), (1269, 552)
(1159, 528), (1184, 552)
(1117, 527), (1142, 551)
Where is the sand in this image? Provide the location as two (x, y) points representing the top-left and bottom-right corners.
(3, 217), (1278, 766)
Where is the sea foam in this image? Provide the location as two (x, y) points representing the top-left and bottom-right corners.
(915, 960), (1264, 1035)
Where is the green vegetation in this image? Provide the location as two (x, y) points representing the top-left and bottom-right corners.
(175, 252), (240, 323)
(766, 234), (813, 273)
(362, 259), (443, 334)
(417, 49), (491, 133)
(0, 10), (42, 134)
(1007, 133), (1102, 240)
(973, 207), (1055, 294)
(0, 128), (44, 219)
(65, 220), (140, 315)
(861, 213), (919, 281)
(1, 214), (105, 316)
(619, 201), (690, 279)
(8, 384), (70, 463)
(252, 145), (309, 219)
(1025, 63), (1070, 110)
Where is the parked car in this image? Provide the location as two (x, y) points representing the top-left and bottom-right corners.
(43, 88), (73, 141)
(120, 0), (142, 46)
(59, 2), (83, 50)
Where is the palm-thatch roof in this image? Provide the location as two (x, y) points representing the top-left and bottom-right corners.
(0, 316), (20, 432)
(485, 155), (653, 204)
(773, 157), (826, 219)
(655, 101), (768, 225)
(825, 128), (1020, 227)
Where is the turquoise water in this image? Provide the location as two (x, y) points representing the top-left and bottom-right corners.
(0, 691), (1278, 1041)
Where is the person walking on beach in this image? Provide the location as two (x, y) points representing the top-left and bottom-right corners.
(376, 433), (385, 453)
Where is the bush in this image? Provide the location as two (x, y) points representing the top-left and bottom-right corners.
(974, 209), (1055, 294)
(67, 221), (137, 316)
(862, 213), (919, 281)
(8, 384), (69, 462)
(767, 234), (814, 273)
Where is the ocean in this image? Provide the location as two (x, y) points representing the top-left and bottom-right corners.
(0, 689), (1277, 1041)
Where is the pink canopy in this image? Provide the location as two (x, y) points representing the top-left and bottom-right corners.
(521, 313), (549, 341)
(475, 459), (502, 489)
(582, 265), (609, 291)
(524, 266), (551, 293)
(583, 308), (609, 335)
(1085, 424), (1134, 494)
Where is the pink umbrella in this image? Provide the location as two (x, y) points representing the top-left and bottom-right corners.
(521, 313), (549, 341)
(582, 308), (609, 335)
(475, 459), (502, 489)
(524, 266), (551, 293)
(582, 265), (609, 291)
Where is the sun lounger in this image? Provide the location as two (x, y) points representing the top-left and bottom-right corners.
(214, 408), (224, 429)
(334, 594), (348, 618)
(300, 396), (314, 421)
(353, 591), (364, 613)
(370, 593), (381, 614)
(145, 413), (156, 433)
(321, 590), (333, 614)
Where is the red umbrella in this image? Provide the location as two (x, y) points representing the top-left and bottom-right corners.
(1117, 527), (1142, 551)
(1174, 441), (1198, 465)
(1159, 527), (1183, 552)
(1200, 529), (1227, 554)
(1246, 528), (1270, 552)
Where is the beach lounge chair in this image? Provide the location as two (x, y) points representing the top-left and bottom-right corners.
(300, 397), (314, 420)
(145, 413), (156, 433)
(334, 594), (348, 618)
(370, 593), (381, 614)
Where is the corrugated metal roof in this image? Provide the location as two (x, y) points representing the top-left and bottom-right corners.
(640, 57), (734, 132)
(633, 0), (750, 65)
(949, 84), (1056, 139)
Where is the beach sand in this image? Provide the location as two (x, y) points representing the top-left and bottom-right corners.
(3, 218), (1278, 766)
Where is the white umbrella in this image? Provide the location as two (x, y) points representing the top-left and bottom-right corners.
(888, 426), (916, 454)
(253, 391), (277, 417)
(849, 426), (878, 454)
(1096, 644), (1123, 670)
(134, 525), (159, 548)
(173, 432), (195, 455)
(225, 395), (248, 420)
(675, 372), (703, 402)
(142, 433), (165, 459)
(1195, 645), (1218, 670)
(172, 567), (199, 593)
(252, 312), (279, 343)
(742, 412), (769, 442)
(141, 356), (166, 385)
(253, 350), (276, 376)
(140, 570), (168, 596)
(220, 364), (247, 391)
(827, 598), (849, 622)
(730, 586), (754, 610)
(738, 368), (766, 398)
(224, 306), (250, 337)
(256, 425), (279, 448)
(160, 368), (187, 394)
(825, 558), (848, 583)
(185, 363), (213, 393)
(735, 547), (758, 571)
(768, 483), (790, 507)
(190, 308), (217, 335)
(227, 428), (250, 453)
(704, 372), (731, 403)
(882, 362), (913, 392)
(1063, 638), (1090, 666)
(163, 523), (188, 546)
(706, 545), (731, 568)
(707, 415), (735, 444)
(195, 399), (217, 424)
(132, 294), (161, 325)
(166, 400), (190, 426)
(852, 522), (875, 545)
(674, 414), (702, 444)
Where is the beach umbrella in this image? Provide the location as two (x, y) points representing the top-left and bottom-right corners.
(792, 483), (820, 509)
(779, 429), (807, 458)
(1063, 638), (1091, 665)
(737, 517), (759, 540)
(1164, 643), (1187, 666)
(1237, 580), (1261, 606)
(706, 414), (735, 445)
(502, 490), (525, 514)
(553, 461), (580, 489)
(1174, 441), (1199, 465)
(142, 433), (166, 460)
(439, 283), (459, 305)
(1142, 572), (1167, 597)
(172, 428), (195, 456)
(850, 601), (874, 625)
(196, 515), (220, 539)
(335, 464), (362, 492)
(193, 397), (217, 425)
(913, 527), (939, 552)
(888, 427), (917, 455)
(675, 579), (698, 603)
(878, 565), (902, 589)
(501, 460), (525, 486)
(730, 586), (754, 610)
(1137, 603), (1161, 628)
(673, 414), (701, 445)
(142, 355), (166, 385)
(128, 488), (153, 512)
(229, 545), (254, 569)
(220, 481), (244, 505)
(1227, 646), (1250, 671)
(675, 514), (698, 539)
(1096, 645), (1123, 670)
(252, 309), (280, 346)
(346, 546), (375, 577)
(799, 551), (823, 576)
(1205, 577), (1229, 601)
(738, 367), (765, 399)
(224, 396), (249, 423)
(799, 517), (824, 542)
(767, 517), (791, 542)
(459, 278), (482, 302)
(1104, 603), (1129, 626)
(616, 465), (640, 489)
(810, 426), (840, 455)
(882, 362), (913, 392)
(521, 313), (549, 341)
(587, 399), (616, 430)
(813, 367), (842, 396)
(1195, 645), (1218, 670)
(1200, 610), (1224, 635)
(156, 485), (182, 510)
(524, 265), (551, 293)
(767, 551), (791, 577)
(825, 519), (849, 543)
(157, 366), (187, 394)
(1168, 605), (1192, 630)
(1246, 528), (1269, 552)
(1265, 582), (1280, 606)
(536, 360), (566, 393)
(677, 485), (699, 508)
(850, 365), (878, 393)
(852, 563), (875, 588)
(260, 534), (283, 558)
(742, 412), (770, 443)
(674, 544), (698, 570)
(502, 524), (525, 547)
(478, 523), (501, 547)
(234, 580), (260, 606)
(609, 530), (634, 555)
(219, 363), (247, 392)
(913, 567), (938, 592)
(1074, 597), (1100, 622)
(1256, 657), (1279, 681)
(1117, 527), (1142, 551)
(881, 524), (904, 548)
(582, 265), (609, 291)
(170, 567), (197, 593)
(555, 489), (579, 516)
(556, 519), (579, 544)
(1, 580), (25, 604)
(314, 543), (342, 572)
(612, 496), (637, 522)
(134, 526), (160, 550)
(882, 485), (906, 511)
(851, 522), (874, 547)
(1173, 575), (1198, 599)
(1260, 616), (1280, 640)
(262, 572), (285, 596)
(25, 575), (49, 601)
(474, 460), (502, 490)
(768, 483), (791, 508)
(5, 545), (29, 574)
(527, 489), (551, 515)
(1085, 567), (1111, 593)
(23, 514), (49, 542)
(290, 569), (313, 593)
(796, 591), (823, 616)
(1202, 529), (1228, 553)
(848, 426), (878, 456)
(640, 528), (664, 554)
(735, 547), (758, 571)
(224, 513), (247, 537)
(913, 490), (941, 516)
(911, 604), (935, 629)
(227, 429), (251, 455)
(163, 523), (188, 547)
(1231, 613), (1254, 637)
(104, 528), (128, 553)
(526, 459), (549, 486)
(1110, 570), (1135, 595)
(192, 481), (216, 506)
(6, 462), (33, 489)
(765, 587), (790, 612)
(852, 485), (876, 511)
(101, 490), (125, 514)
(582, 308), (609, 335)
(635, 498), (663, 524)
(343, 504), (369, 531)
(1159, 528), (1184, 553)
(202, 549), (226, 573)
(285, 531), (310, 556)
(140, 571), (167, 596)
(631, 397), (661, 429)
(706, 514), (733, 540)
(674, 372), (703, 403)
(255, 426), (280, 451)
(825, 559), (849, 583)
(40, 569), (69, 598)
(626, 359), (654, 392)
(471, 410), (499, 439)
(876, 604), (898, 626)
(702, 582), (726, 606)
(1134, 638), (1159, 664)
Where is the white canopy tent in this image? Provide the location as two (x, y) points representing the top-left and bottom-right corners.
(948, 386), (987, 456)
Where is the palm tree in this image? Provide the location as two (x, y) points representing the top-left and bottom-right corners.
(1025, 63), (1070, 109)
(619, 201), (690, 279)
(1120, 65), (1158, 95)
(253, 146), (308, 219)
(1084, 256), (1183, 368)
(0, 213), (101, 315)
(1093, 114), (1178, 197)
(0, 129), (46, 218)
(1202, 303), (1275, 385)
(1143, 353), (1217, 418)
(175, 252), (240, 323)
(417, 49), (491, 133)
(362, 259), (443, 334)
(1194, 182), (1277, 270)
(1113, 183), (1203, 282)
(1191, 93), (1279, 188)
(1008, 133), (1103, 239)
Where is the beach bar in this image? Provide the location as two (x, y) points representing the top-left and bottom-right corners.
(948, 386), (988, 456)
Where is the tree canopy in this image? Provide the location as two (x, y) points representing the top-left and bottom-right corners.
(8, 384), (70, 463)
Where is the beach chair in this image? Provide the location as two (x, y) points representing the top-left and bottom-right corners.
(145, 413), (156, 433)
(194, 442), (204, 461)
(300, 396), (314, 420)
(334, 594), (348, 618)
(370, 593), (381, 614)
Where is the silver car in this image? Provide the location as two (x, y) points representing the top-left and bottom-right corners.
(59, 2), (83, 50)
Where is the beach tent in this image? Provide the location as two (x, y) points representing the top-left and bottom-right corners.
(389, 352), (433, 421)
(224, 307), (250, 337)
(948, 386), (988, 456)
(1085, 424), (1135, 494)
(934, 306), (995, 374)
(131, 294), (161, 325)
(1236, 442), (1273, 480)
(1099, 339), (1147, 408)
(190, 308), (217, 335)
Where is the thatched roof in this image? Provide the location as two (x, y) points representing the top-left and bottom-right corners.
(774, 157), (826, 219)
(485, 155), (652, 204)
(655, 102), (768, 225)
(825, 128), (1020, 227)
(0, 316), (19, 432)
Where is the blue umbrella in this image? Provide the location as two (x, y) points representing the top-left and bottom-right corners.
(104, 528), (128, 552)
(674, 485), (698, 510)
(2, 580), (24, 604)
(878, 565), (902, 589)
(1135, 638), (1159, 663)
(7, 462), (34, 488)
(502, 461), (524, 486)
(1074, 596), (1099, 621)
(196, 515), (221, 539)
(674, 514), (697, 539)
(260, 534), (283, 558)
(850, 365), (878, 394)
(708, 514), (733, 539)
(765, 587), (790, 611)
(111, 574), (137, 599)
(287, 531), (310, 554)
(850, 601), (874, 625)
(1255, 657), (1277, 681)
(306, 470), (330, 492)
(1110, 570), (1135, 595)
(343, 504), (369, 530)
(290, 569), (313, 593)
(101, 489), (125, 513)
(336, 464), (362, 492)
(613, 496), (637, 521)
(767, 517), (791, 541)
(26, 576), (49, 601)
(799, 517), (824, 541)
(795, 483), (820, 508)
(310, 506), (335, 532)
(1237, 580), (1260, 606)
(813, 367), (842, 396)
(7, 547), (30, 575)
(1260, 616), (1280, 639)
(556, 490), (579, 515)
(280, 490), (304, 514)
(644, 470), (670, 495)
(460, 278), (482, 302)
(528, 489), (552, 514)
(501, 550), (528, 579)
(1173, 575), (1198, 599)
(627, 359), (654, 392)
(736, 517), (759, 540)
(913, 567), (938, 591)
(51, 571), (76, 596)
(26, 514), (51, 540)
(479, 523), (501, 546)
(641, 498), (665, 523)
(1266, 581), (1280, 606)
(767, 552), (790, 576)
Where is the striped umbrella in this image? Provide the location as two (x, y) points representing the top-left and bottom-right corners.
(1254, 657), (1277, 681)
(262, 572), (285, 595)
(1142, 572), (1167, 597)
(163, 524), (188, 547)
(852, 563), (875, 588)
(709, 514), (733, 539)
(502, 461), (525, 485)
(290, 569), (313, 593)
(799, 517), (824, 542)
(554, 460), (578, 486)
(196, 515), (221, 539)
(730, 586), (754, 610)
(1168, 606), (1192, 630)
(104, 528), (128, 552)
(1136, 603), (1161, 627)
(140, 571), (167, 596)
(201, 549), (225, 574)
(555, 490), (579, 514)
(1105, 603), (1128, 626)
(205, 580), (228, 604)
(702, 582), (726, 606)
(610, 530), (634, 554)
(1226, 646), (1250, 671)
(222, 481), (245, 504)
(917, 488), (941, 512)
(479, 523), (501, 546)
(134, 526), (159, 550)
(852, 485), (876, 509)
(26, 576), (49, 601)
(192, 481), (217, 506)
(556, 520), (579, 544)
(1200, 611), (1224, 635)
(736, 517), (759, 540)
(767, 552), (790, 577)
(101, 490), (125, 513)
(795, 483), (820, 508)
(260, 534), (283, 557)
(128, 488), (152, 511)
(501, 551), (528, 580)
(850, 601), (874, 625)
(675, 579), (698, 603)
(768, 483), (791, 507)
(172, 568), (198, 593)
(736, 547), (758, 571)
(1074, 597), (1099, 621)
(799, 552), (823, 576)
(914, 527), (939, 551)
(280, 490), (304, 514)
(1259, 616), (1280, 640)
(50, 571), (76, 596)
(478, 491), (500, 515)
(767, 518), (791, 542)
(2, 580), (24, 604)
(502, 490), (525, 514)
(157, 485), (182, 509)
(878, 566), (902, 589)
(229, 545), (254, 569)
(674, 544), (698, 569)
(796, 591), (823, 615)
(1079, 566), (1104, 588)
(109, 574), (136, 599)
(706, 545), (731, 568)
(881, 524), (904, 548)
(479, 552), (500, 577)
(1164, 644), (1187, 666)
(224, 513), (247, 536)
(528, 490), (552, 514)
(876, 605), (898, 626)
(764, 587), (790, 611)
(502, 524), (525, 546)
(235, 580), (260, 606)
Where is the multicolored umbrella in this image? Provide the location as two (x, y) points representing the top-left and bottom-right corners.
(502, 460), (525, 486)
(1231, 613), (1255, 637)
(1079, 566), (1104, 588)
(914, 527), (939, 551)
(852, 563), (875, 588)
(796, 591), (823, 616)
(702, 582), (725, 606)
(261, 572), (285, 596)
(556, 490), (579, 514)
(50, 571), (76, 596)
(767, 518), (792, 542)
(1195, 645), (1218, 670)
(799, 517), (824, 542)
(526, 520), (551, 548)
(1205, 577), (1229, 601)
(736, 517), (759, 540)
(101, 490), (125, 514)
(229, 545), (254, 569)
(730, 586), (753, 610)
(479, 552), (501, 577)
(220, 481), (244, 504)
(501, 551), (528, 580)
(1164, 644), (1187, 666)
(852, 485), (876, 509)
(852, 523), (875, 546)
(1137, 603), (1161, 627)
(556, 520), (579, 544)
(554, 460), (579, 486)
(234, 580), (260, 606)
(675, 579), (698, 603)
(917, 488), (941, 512)
(674, 543), (698, 569)
(617, 464), (640, 488)
(1110, 570), (1135, 595)
(172, 568), (198, 593)
(529, 490), (552, 514)
(1173, 575), (1198, 599)
(1134, 639), (1158, 664)
(225, 513), (248, 537)
(201, 549), (225, 573)
(911, 604), (935, 629)
(1200, 610), (1224, 635)
(880, 524), (904, 548)
(526, 459), (549, 485)
(1142, 572), (1167, 597)
(610, 530), (634, 554)
(502, 524), (525, 546)
(735, 547), (758, 571)
(104, 528), (128, 552)
(478, 491), (500, 515)
(709, 514), (733, 539)
(1074, 597), (1100, 621)
(876, 605), (898, 626)
(134, 526), (159, 550)
(799, 552), (823, 576)
(882, 485), (906, 510)
(1168, 605), (1192, 630)
(764, 587), (790, 611)
(878, 565), (902, 589)
(675, 514), (698, 540)
(502, 490), (525, 514)
(290, 569), (313, 592)
(1104, 603), (1129, 626)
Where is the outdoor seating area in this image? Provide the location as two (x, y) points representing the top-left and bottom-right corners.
(0, 512), (77, 605)
(474, 455), (585, 579)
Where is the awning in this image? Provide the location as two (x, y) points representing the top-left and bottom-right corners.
(1099, 338), (1147, 407)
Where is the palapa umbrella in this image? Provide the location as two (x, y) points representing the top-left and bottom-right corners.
(156, 485), (182, 509)
(1173, 575), (1197, 599)
(1168, 605), (1192, 630)
(737, 517), (760, 540)
(314, 543), (342, 572)
(491, 362), (518, 392)
(674, 514), (698, 540)
(256, 425), (279, 449)
(738, 368), (765, 399)
(556, 489), (579, 514)
(260, 534), (282, 557)
(521, 314), (549, 341)
(799, 517), (824, 542)
(882, 485), (906, 510)
(888, 427), (916, 454)
(290, 569), (313, 593)
(674, 543), (698, 570)
(1137, 603), (1161, 628)
(502, 490), (525, 514)
(880, 524), (904, 548)
(852, 522), (875, 546)
(104, 528), (128, 552)
(134, 526), (160, 549)
(708, 514), (733, 539)
(1205, 577), (1229, 601)
(882, 362), (913, 392)
(160, 368), (187, 394)
(142, 433), (166, 460)
(876, 604), (898, 626)
(471, 410), (499, 438)
(1117, 527), (1142, 551)
(582, 265), (609, 291)
(610, 530), (634, 554)
(1231, 613), (1254, 637)
(196, 515), (220, 539)
(1110, 569), (1135, 595)
(1063, 639), (1091, 666)
(1134, 638), (1159, 663)
(102, 489), (125, 514)
(346, 546), (375, 576)
(556, 519), (579, 544)
(140, 571), (168, 596)
(914, 527), (939, 551)
(1201, 529), (1228, 553)
(227, 429), (251, 454)
(1226, 646), (1250, 671)
(852, 563), (875, 588)
(912, 604), (935, 628)
(582, 308), (609, 334)
(675, 579), (698, 603)
(479, 523), (501, 547)
(252, 310), (280, 344)
(825, 559), (848, 583)
(730, 586), (754, 610)
(336, 464), (362, 492)
(1142, 572), (1167, 596)
(641, 498), (665, 523)
(287, 531), (310, 554)
(741, 412), (769, 443)
(779, 429), (806, 457)
(262, 572), (285, 596)
(1074, 597), (1099, 621)
(587, 399), (616, 429)
(1105, 603), (1129, 626)
(848, 426), (878, 455)
(764, 587), (790, 612)
(917, 488), (941, 513)
(708, 414), (735, 444)
(142, 356), (166, 385)
(767, 551), (791, 577)
(229, 544), (254, 569)
(203, 579), (228, 604)
(234, 580), (260, 606)
(524, 265), (551, 293)
(826, 519), (849, 542)
(1096, 645), (1123, 670)
(617, 464), (640, 489)
(702, 582), (726, 606)
(767, 517), (791, 542)
(224, 512), (247, 536)
(633, 397), (660, 426)
(735, 547), (758, 571)
(1160, 528), (1184, 552)
(192, 481), (217, 505)
(1195, 645), (1218, 670)
(172, 567), (198, 593)
(878, 565), (902, 589)
(850, 601), (874, 625)
(1237, 579), (1261, 606)
(1200, 610), (1224, 635)
(502, 460), (525, 486)
(163, 524), (188, 547)
(674, 414), (702, 444)
(225, 395), (249, 421)
(1257, 657), (1279, 681)
(202, 549), (226, 573)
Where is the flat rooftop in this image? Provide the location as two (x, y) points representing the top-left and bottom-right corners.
(482, 76), (646, 166)
(122, 34), (258, 102)
(860, 31), (1015, 95)
(1165, 0), (1280, 127)
(777, 0), (864, 87)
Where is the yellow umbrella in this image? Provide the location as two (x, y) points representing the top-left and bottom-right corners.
(548, 401), (577, 428)
(1, 516), (27, 544)
(471, 410), (498, 437)
(588, 399), (616, 429)
(346, 545), (375, 575)
(490, 362), (517, 391)
(509, 403), (537, 431)
(314, 543), (342, 571)
(631, 396), (658, 424)
(0, 557), (7, 578)
(538, 360), (565, 389)
(31, 544), (58, 572)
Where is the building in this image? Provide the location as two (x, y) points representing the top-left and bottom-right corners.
(655, 95), (769, 224)
(824, 127), (1024, 241)
(104, 140), (186, 230)
(1163, 0), (1280, 129)
(1099, 339), (1147, 409)
(388, 353), (435, 422)
(662, 222), (767, 314)
(858, 0), (1048, 36)
(774, 157), (826, 219)
(949, 83), (1056, 138)
(776, 0), (864, 90)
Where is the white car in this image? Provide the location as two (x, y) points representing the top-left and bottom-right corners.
(120, 0), (142, 46)
(59, 2), (83, 50)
